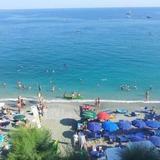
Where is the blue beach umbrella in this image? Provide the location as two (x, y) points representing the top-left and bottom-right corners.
(102, 121), (119, 132)
(132, 119), (146, 128)
(87, 122), (101, 132)
(149, 136), (160, 147)
(145, 120), (160, 129)
(118, 120), (132, 131)
(128, 135), (146, 142)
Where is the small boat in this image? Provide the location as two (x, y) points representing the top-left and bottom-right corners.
(63, 92), (82, 100)
(146, 16), (152, 19)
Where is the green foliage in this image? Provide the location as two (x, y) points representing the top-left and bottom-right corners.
(120, 145), (160, 160)
(7, 127), (59, 160)
(63, 150), (89, 160)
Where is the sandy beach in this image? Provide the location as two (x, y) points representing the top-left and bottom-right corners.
(1, 98), (160, 154)
(2, 99), (160, 149)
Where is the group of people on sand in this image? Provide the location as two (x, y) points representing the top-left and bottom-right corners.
(73, 131), (87, 150)
(16, 96), (25, 113)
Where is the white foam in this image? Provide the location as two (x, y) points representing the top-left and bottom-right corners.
(0, 97), (160, 104)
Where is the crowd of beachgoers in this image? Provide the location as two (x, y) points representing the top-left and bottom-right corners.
(0, 94), (48, 156)
(0, 94), (160, 159)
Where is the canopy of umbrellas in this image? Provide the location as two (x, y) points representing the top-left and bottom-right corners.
(77, 105), (160, 149)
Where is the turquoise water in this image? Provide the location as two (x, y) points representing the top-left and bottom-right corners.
(0, 8), (160, 100)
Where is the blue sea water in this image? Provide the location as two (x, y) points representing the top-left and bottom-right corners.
(0, 8), (160, 100)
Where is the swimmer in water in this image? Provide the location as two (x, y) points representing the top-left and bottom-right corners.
(28, 86), (32, 90)
(17, 83), (22, 89)
(133, 85), (137, 90)
(38, 85), (42, 92)
(97, 83), (100, 87)
(2, 82), (7, 88)
(64, 63), (67, 68)
(51, 86), (55, 92)
(149, 85), (152, 91)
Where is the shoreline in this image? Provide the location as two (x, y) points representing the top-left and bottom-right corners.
(0, 97), (160, 104)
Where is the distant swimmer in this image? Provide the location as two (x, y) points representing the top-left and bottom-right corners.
(17, 81), (22, 89)
(22, 84), (27, 90)
(149, 85), (153, 91)
(46, 69), (49, 73)
(130, 85), (137, 90)
(101, 78), (107, 81)
(79, 78), (83, 84)
(52, 69), (55, 73)
(133, 85), (137, 90)
(64, 63), (67, 67)
(51, 86), (55, 92)
(2, 82), (7, 88)
(120, 84), (130, 91)
(28, 86), (32, 90)
(38, 85), (42, 92)
(97, 83), (100, 87)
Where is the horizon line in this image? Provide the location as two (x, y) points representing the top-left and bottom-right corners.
(0, 6), (160, 11)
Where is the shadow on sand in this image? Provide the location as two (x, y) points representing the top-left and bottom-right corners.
(60, 118), (77, 130)
(63, 130), (74, 139)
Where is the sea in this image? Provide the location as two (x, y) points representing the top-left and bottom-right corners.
(0, 7), (160, 100)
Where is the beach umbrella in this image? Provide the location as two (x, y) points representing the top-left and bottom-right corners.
(149, 136), (160, 147)
(145, 120), (160, 129)
(87, 122), (101, 132)
(132, 119), (146, 128)
(129, 135), (146, 142)
(102, 121), (119, 132)
(97, 112), (110, 121)
(82, 111), (96, 119)
(118, 120), (132, 131)
(13, 114), (26, 121)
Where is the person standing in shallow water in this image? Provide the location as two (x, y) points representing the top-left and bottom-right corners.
(97, 97), (100, 108)
(145, 90), (150, 101)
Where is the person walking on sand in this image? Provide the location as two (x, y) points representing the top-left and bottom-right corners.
(17, 96), (22, 113)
